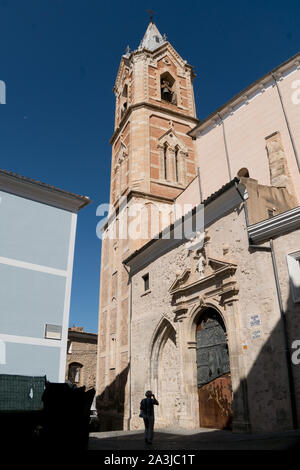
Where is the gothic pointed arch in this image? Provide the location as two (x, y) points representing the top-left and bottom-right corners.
(150, 317), (177, 368)
(149, 316), (180, 426)
(157, 125), (188, 185)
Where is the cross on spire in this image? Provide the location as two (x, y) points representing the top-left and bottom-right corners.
(146, 9), (155, 23)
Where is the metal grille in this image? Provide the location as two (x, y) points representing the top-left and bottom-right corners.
(197, 318), (230, 387)
(0, 374), (46, 411)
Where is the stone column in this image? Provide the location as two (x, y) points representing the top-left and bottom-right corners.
(176, 307), (200, 429)
(224, 298), (251, 433)
(167, 147), (175, 182)
(179, 151), (187, 186)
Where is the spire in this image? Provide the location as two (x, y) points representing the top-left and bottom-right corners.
(138, 22), (166, 52)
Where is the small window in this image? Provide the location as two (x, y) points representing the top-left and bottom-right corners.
(122, 84), (128, 97)
(160, 72), (176, 104)
(67, 341), (72, 354)
(143, 273), (150, 291)
(287, 251), (300, 303)
(237, 168), (250, 178)
(68, 362), (82, 384)
(45, 324), (62, 340)
(175, 146), (179, 182)
(268, 209), (275, 218)
(110, 333), (116, 370)
(163, 144), (168, 180)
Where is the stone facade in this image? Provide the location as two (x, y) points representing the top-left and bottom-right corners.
(96, 22), (198, 429)
(126, 180), (300, 433)
(66, 327), (97, 390)
(96, 21), (300, 432)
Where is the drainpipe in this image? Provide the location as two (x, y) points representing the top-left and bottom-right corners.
(197, 167), (203, 203)
(123, 263), (132, 430)
(218, 112), (232, 181)
(272, 73), (300, 173)
(235, 183), (298, 429)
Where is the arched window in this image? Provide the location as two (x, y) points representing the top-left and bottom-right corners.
(163, 143), (168, 180)
(120, 84), (128, 119)
(175, 146), (179, 182)
(158, 130), (188, 185)
(68, 362), (82, 384)
(160, 72), (177, 105)
(237, 168), (250, 178)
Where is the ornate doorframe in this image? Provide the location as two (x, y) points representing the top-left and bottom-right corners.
(170, 257), (251, 433)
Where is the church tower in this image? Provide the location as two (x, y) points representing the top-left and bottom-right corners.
(96, 21), (199, 430)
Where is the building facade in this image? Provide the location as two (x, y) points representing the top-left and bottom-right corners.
(96, 21), (300, 432)
(66, 327), (97, 390)
(125, 177), (300, 433)
(96, 21), (198, 429)
(0, 170), (90, 382)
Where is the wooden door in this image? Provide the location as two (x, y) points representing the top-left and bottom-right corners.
(197, 311), (233, 430)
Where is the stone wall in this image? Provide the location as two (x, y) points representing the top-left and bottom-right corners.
(129, 200), (299, 432)
(65, 329), (97, 390)
(195, 66), (300, 203)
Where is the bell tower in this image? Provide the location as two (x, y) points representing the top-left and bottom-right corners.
(110, 20), (199, 206)
(96, 21), (199, 431)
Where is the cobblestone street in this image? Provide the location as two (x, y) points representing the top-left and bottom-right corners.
(89, 427), (300, 451)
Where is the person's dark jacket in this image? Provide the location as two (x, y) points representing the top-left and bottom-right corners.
(140, 397), (159, 417)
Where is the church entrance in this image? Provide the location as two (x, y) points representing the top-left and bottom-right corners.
(196, 308), (233, 430)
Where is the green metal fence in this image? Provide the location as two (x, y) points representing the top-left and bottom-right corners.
(0, 374), (46, 411)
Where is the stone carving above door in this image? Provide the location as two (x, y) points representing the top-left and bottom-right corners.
(169, 255), (239, 320)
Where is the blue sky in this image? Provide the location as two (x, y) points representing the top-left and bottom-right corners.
(0, 0), (299, 333)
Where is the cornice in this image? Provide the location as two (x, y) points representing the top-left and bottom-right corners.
(102, 189), (174, 232)
(0, 171), (91, 213)
(248, 205), (300, 243)
(189, 51), (300, 137)
(110, 101), (199, 145)
(170, 265), (237, 296)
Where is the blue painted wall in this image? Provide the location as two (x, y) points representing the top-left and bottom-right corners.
(0, 189), (74, 382)
(0, 342), (61, 382)
(0, 191), (72, 270)
(0, 264), (66, 338)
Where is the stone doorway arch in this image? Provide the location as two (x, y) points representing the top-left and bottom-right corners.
(149, 317), (181, 427)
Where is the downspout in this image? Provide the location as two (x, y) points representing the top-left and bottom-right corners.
(123, 263), (132, 430)
(272, 73), (300, 173)
(235, 182), (298, 429)
(197, 166), (203, 203)
(218, 112), (232, 181)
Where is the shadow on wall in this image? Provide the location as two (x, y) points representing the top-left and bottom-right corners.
(95, 364), (129, 431)
(233, 249), (300, 434)
(94, 250), (300, 434)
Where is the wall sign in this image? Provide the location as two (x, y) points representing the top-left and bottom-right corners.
(252, 330), (261, 339)
(250, 314), (261, 327)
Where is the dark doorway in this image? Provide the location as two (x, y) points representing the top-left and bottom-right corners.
(196, 308), (233, 430)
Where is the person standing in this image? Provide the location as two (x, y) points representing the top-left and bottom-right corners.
(140, 390), (159, 444)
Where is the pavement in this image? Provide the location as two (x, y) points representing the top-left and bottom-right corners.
(89, 427), (300, 450)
